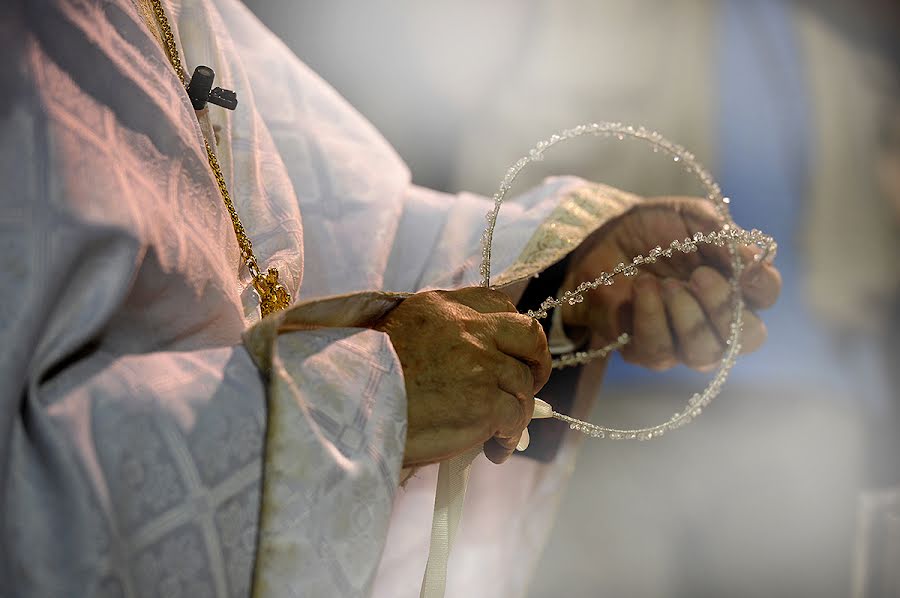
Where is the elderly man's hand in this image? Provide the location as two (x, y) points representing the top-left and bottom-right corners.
(561, 197), (782, 371)
(375, 288), (551, 467)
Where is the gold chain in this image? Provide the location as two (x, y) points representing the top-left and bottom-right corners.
(147, 0), (291, 317)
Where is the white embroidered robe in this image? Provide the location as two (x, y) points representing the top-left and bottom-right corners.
(1, 0), (639, 596)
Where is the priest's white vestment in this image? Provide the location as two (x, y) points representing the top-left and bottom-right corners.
(1, 0), (640, 596)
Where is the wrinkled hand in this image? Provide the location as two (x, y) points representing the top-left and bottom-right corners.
(375, 288), (551, 467)
(561, 197), (782, 371)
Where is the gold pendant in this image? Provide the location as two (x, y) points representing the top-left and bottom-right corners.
(253, 267), (292, 317)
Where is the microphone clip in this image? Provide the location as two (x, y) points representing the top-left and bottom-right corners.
(186, 65), (238, 111)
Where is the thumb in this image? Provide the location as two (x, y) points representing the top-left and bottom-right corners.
(484, 435), (518, 464)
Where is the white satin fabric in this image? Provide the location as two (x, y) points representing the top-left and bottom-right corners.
(2, 0), (630, 596)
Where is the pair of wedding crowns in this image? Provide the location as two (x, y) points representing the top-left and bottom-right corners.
(480, 122), (776, 441)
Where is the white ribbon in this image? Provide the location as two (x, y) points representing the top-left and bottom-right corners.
(419, 399), (554, 598)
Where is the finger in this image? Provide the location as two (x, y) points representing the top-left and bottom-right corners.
(664, 197), (725, 274)
(673, 195), (723, 229)
(484, 435), (518, 464)
(493, 388), (531, 436)
(675, 201), (770, 277)
(621, 274), (677, 371)
(661, 196), (782, 309)
(695, 240), (762, 277)
(491, 313), (551, 391)
(688, 266), (765, 350)
(442, 287), (517, 314)
(496, 356), (535, 402)
(691, 241), (781, 312)
(661, 278), (724, 370)
(688, 266), (735, 338)
(736, 309), (767, 354)
(579, 284), (626, 339)
(740, 262), (781, 311)
(689, 228), (781, 311)
(486, 389), (533, 464)
(648, 199), (775, 292)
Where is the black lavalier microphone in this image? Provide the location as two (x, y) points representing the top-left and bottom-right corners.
(186, 65), (237, 111)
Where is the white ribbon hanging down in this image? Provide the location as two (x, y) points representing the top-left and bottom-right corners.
(419, 399), (555, 598)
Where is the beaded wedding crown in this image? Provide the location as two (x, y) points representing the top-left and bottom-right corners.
(481, 123), (776, 440)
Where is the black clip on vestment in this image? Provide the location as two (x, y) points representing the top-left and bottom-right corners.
(187, 65), (238, 111)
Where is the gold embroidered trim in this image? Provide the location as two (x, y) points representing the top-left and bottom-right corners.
(493, 183), (641, 287)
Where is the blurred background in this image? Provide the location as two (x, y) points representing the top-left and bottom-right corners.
(242, 1), (900, 596)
